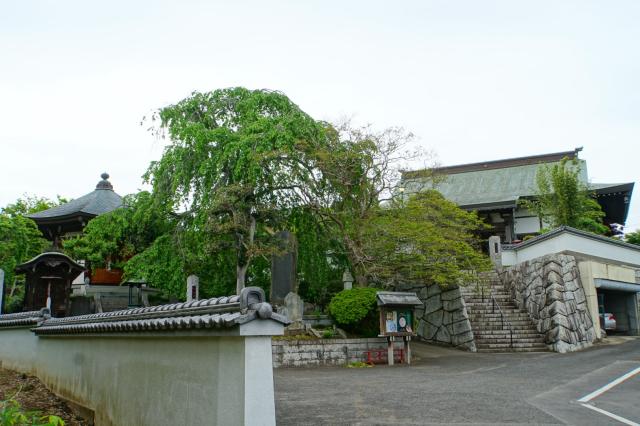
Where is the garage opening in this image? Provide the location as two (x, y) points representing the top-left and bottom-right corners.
(595, 279), (640, 336)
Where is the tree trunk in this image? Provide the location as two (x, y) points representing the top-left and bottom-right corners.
(9, 278), (17, 297)
(235, 214), (257, 295)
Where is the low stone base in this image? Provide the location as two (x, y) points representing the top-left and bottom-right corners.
(272, 338), (405, 367)
(396, 283), (476, 352)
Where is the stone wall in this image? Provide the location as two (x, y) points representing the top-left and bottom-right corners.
(272, 338), (403, 367)
(397, 283), (476, 352)
(500, 254), (597, 353)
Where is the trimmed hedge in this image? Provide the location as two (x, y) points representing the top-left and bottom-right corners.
(328, 287), (379, 337)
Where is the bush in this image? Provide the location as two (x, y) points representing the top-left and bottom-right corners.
(328, 288), (379, 337)
(0, 398), (65, 426)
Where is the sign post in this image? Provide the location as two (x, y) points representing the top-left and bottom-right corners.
(376, 291), (423, 365)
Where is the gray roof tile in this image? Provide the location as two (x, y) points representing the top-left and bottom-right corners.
(32, 286), (288, 336)
(28, 173), (123, 220)
(0, 309), (49, 328)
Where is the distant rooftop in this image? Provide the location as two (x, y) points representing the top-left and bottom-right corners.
(28, 173), (123, 222)
(403, 147), (583, 179)
(400, 149), (633, 224)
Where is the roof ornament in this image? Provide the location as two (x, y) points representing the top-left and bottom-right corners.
(96, 172), (114, 190)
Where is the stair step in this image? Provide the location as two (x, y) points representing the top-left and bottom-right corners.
(477, 347), (548, 353)
(475, 338), (545, 344)
(476, 342), (547, 349)
(473, 330), (542, 336)
(461, 271), (548, 352)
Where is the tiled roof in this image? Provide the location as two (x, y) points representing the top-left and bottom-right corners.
(34, 287), (288, 336)
(376, 291), (423, 307)
(402, 158), (589, 209)
(15, 252), (85, 274)
(0, 309), (50, 328)
(28, 173), (123, 220)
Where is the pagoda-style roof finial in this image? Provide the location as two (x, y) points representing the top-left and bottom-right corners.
(96, 172), (113, 190)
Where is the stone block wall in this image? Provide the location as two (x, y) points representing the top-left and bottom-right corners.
(397, 283), (476, 352)
(500, 254), (597, 353)
(272, 338), (403, 367)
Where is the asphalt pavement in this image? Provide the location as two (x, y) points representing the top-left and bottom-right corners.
(274, 337), (640, 425)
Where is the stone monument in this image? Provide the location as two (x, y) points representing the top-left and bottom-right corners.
(282, 292), (305, 334)
(342, 269), (354, 290)
(270, 231), (298, 305)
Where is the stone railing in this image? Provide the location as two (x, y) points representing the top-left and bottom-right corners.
(0, 287), (287, 426)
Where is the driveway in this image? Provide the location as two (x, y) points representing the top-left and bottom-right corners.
(274, 337), (640, 425)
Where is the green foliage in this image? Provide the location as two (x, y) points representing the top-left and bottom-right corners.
(321, 329), (334, 339)
(0, 196), (61, 313)
(0, 397), (65, 426)
(625, 229), (640, 246)
(328, 288), (379, 336)
(363, 190), (492, 287)
(145, 87), (326, 293)
(288, 208), (346, 307)
(347, 361), (373, 368)
(64, 191), (172, 269)
(524, 158), (608, 235)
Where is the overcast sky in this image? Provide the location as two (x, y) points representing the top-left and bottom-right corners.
(1, 1), (639, 229)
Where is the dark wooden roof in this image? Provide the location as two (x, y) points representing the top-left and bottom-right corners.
(15, 251), (85, 276)
(28, 173), (123, 223)
(376, 291), (423, 307)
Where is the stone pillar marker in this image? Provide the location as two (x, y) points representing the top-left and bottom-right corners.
(187, 275), (199, 302)
(342, 270), (354, 290)
(488, 235), (502, 268)
(0, 268), (4, 314)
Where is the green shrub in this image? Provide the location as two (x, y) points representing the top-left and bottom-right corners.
(328, 288), (379, 337)
(0, 397), (65, 426)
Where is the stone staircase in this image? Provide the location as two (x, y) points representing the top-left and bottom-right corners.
(460, 273), (548, 353)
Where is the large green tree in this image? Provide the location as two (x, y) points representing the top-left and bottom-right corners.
(291, 121), (489, 288)
(362, 190), (491, 287)
(145, 88), (325, 293)
(524, 158), (608, 235)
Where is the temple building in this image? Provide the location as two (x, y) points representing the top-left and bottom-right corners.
(14, 173), (158, 316)
(28, 172), (123, 248)
(400, 148), (634, 243)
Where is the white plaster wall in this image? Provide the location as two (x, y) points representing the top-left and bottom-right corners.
(0, 327), (39, 373)
(0, 330), (278, 426)
(514, 216), (541, 235)
(503, 232), (640, 267)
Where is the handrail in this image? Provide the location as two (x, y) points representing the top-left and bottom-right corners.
(478, 277), (514, 349)
(490, 293), (514, 348)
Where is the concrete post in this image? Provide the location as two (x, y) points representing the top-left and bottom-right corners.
(187, 275), (199, 303)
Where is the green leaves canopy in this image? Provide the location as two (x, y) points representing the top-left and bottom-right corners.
(0, 196), (61, 312)
(524, 158), (608, 235)
(145, 88), (326, 292)
(363, 190), (491, 287)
